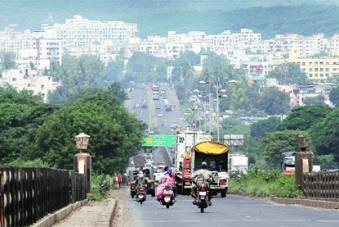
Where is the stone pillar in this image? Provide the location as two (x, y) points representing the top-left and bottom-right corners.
(295, 135), (313, 189)
(74, 152), (92, 192)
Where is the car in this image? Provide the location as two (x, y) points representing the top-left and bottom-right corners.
(165, 105), (172, 111)
(158, 113), (163, 117)
(153, 94), (159, 100)
(156, 105), (161, 109)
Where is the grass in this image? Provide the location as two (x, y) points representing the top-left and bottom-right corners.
(229, 169), (302, 198)
(88, 174), (113, 201)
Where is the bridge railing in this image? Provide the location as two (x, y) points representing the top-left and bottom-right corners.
(0, 166), (87, 227)
(303, 171), (339, 201)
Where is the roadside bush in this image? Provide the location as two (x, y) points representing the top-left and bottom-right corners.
(229, 169), (301, 198)
(89, 175), (112, 201)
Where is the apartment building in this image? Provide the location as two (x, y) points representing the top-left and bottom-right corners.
(290, 56), (339, 82)
(0, 69), (60, 102)
(42, 15), (137, 50)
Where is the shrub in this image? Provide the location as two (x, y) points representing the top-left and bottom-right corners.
(229, 169), (301, 198)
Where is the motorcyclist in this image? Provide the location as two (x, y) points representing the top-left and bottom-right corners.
(156, 167), (175, 202)
(191, 161), (213, 205)
(136, 171), (148, 189)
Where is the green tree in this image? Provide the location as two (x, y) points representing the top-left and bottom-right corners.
(258, 87), (290, 115)
(35, 89), (143, 174)
(49, 55), (107, 103)
(250, 117), (280, 139)
(277, 105), (331, 131)
(329, 86), (339, 107)
(0, 87), (57, 164)
(268, 63), (308, 85)
(309, 109), (339, 163)
(124, 52), (167, 83)
(260, 130), (302, 168)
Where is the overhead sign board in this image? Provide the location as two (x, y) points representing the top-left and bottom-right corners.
(224, 134), (244, 146)
(142, 135), (176, 147)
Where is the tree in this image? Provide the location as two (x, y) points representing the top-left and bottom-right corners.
(124, 52), (167, 83)
(0, 87), (57, 164)
(260, 130), (302, 168)
(277, 105), (331, 131)
(257, 87), (290, 115)
(268, 63), (308, 85)
(250, 117), (280, 139)
(309, 109), (339, 163)
(35, 89), (143, 174)
(329, 86), (339, 107)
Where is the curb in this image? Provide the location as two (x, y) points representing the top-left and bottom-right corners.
(31, 199), (88, 227)
(229, 193), (339, 210)
(109, 200), (118, 227)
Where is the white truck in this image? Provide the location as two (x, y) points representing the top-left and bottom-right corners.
(175, 130), (212, 171)
(229, 154), (249, 173)
(174, 130), (212, 194)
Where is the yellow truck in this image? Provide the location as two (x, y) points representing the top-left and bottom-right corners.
(181, 141), (230, 197)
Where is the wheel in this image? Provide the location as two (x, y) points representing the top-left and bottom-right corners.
(140, 200), (143, 205)
(131, 192), (134, 198)
(221, 189), (226, 198)
(166, 204), (170, 209)
(200, 207), (204, 213)
(151, 190), (155, 197)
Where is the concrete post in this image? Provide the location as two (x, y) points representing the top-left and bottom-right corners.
(74, 153), (92, 193)
(295, 135), (313, 189)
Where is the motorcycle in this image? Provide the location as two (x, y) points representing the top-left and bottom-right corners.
(161, 185), (175, 209)
(195, 183), (210, 213)
(136, 185), (147, 205)
(129, 181), (137, 198)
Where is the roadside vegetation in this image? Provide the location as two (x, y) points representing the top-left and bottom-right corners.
(89, 175), (113, 201)
(229, 170), (302, 198)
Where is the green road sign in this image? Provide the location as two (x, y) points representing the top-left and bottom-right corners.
(142, 135), (176, 147)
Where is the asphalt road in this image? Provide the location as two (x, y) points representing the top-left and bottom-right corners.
(125, 83), (183, 167)
(119, 188), (339, 227)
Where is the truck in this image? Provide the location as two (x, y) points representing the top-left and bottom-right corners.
(174, 130), (212, 195)
(229, 154), (248, 173)
(179, 141), (230, 197)
(281, 151), (296, 176)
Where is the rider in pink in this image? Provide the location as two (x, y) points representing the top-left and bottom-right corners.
(156, 168), (175, 200)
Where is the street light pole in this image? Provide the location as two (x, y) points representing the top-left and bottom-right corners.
(216, 81), (220, 142)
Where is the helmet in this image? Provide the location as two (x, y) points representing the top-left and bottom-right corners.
(164, 166), (169, 172)
(201, 161), (208, 169)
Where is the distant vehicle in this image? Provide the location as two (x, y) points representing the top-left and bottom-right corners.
(152, 85), (159, 91)
(281, 152), (296, 175)
(158, 113), (163, 117)
(153, 94), (160, 100)
(141, 101), (147, 109)
(156, 105), (161, 109)
(165, 105), (172, 112)
(229, 154), (248, 173)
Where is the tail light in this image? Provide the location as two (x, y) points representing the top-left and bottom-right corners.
(139, 187), (145, 192)
(219, 179), (227, 185)
(199, 186), (206, 192)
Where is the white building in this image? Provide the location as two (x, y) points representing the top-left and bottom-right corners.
(42, 15), (137, 51)
(0, 69), (60, 102)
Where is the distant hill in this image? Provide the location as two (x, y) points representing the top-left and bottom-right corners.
(0, 1), (339, 37)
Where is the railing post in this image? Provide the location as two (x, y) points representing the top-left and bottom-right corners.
(0, 167), (4, 227)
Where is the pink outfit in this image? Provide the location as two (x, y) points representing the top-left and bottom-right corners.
(156, 174), (175, 199)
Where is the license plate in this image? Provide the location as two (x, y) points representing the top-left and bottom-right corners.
(164, 196), (171, 203)
(200, 196), (205, 200)
(199, 192), (207, 196)
(138, 194), (144, 199)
